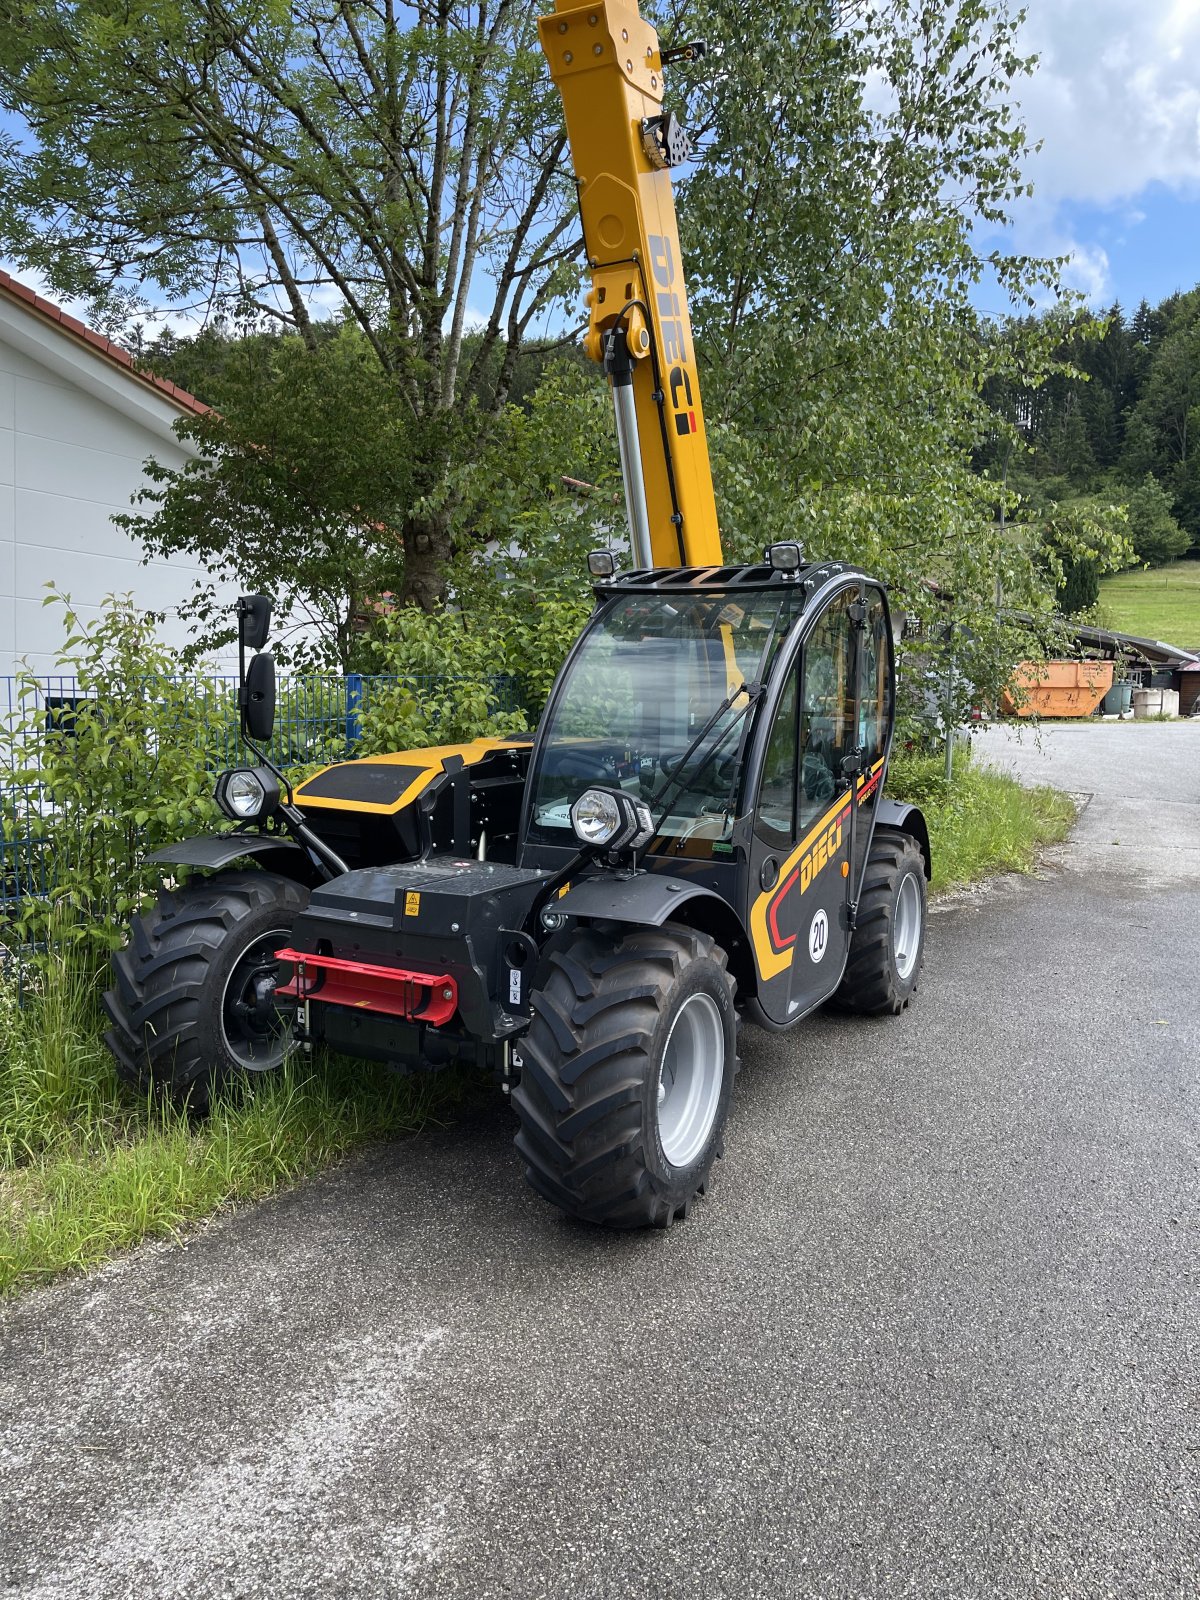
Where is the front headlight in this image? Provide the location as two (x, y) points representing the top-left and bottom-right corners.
(571, 788), (622, 848)
(214, 766), (278, 821)
(570, 788), (656, 854)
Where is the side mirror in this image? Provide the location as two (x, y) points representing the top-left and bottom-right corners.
(242, 652), (277, 743)
(238, 594), (273, 652)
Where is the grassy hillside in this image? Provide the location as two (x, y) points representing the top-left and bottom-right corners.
(1098, 562), (1200, 648)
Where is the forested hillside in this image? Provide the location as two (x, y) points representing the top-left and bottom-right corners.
(976, 289), (1200, 590)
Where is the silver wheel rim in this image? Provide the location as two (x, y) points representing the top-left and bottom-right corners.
(656, 991), (725, 1170)
(218, 926), (295, 1073)
(894, 873), (923, 982)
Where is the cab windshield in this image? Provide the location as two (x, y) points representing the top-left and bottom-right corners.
(529, 589), (798, 847)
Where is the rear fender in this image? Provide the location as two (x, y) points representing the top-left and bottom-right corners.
(876, 799), (932, 880)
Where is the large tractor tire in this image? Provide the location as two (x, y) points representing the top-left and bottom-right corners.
(103, 870), (309, 1114)
(513, 922), (736, 1230)
(834, 827), (927, 1015)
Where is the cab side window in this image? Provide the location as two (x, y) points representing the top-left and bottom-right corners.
(754, 671), (797, 849)
(799, 594), (855, 829)
(858, 592), (891, 766)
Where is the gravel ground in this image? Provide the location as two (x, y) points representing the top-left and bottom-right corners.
(1, 721), (1196, 1599)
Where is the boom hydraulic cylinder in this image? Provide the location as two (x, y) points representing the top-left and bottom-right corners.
(539, 0), (723, 569)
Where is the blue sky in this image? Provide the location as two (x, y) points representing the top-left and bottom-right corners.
(975, 0), (1200, 313)
(3, 0), (1200, 326)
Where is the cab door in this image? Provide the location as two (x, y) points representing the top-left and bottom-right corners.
(747, 588), (860, 1022)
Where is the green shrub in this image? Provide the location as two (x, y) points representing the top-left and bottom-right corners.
(1059, 554), (1100, 614)
(1, 591), (223, 953)
(358, 594), (591, 754)
(357, 608), (529, 754)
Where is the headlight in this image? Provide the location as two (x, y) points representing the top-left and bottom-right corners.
(214, 766), (279, 821)
(570, 788), (656, 854)
(571, 788), (622, 848)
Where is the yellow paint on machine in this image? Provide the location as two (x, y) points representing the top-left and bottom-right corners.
(719, 622), (742, 697)
(538, 0), (723, 568)
(292, 739), (532, 818)
(800, 812), (846, 894)
(748, 759), (885, 984)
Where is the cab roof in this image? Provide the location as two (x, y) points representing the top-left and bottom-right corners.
(594, 560), (875, 597)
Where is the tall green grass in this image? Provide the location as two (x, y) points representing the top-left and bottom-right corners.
(889, 749), (1076, 890)
(0, 949), (470, 1294)
(1097, 560), (1200, 647)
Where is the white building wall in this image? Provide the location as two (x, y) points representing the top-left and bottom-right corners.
(0, 304), (239, 680)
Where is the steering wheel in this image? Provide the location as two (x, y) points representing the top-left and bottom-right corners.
(549, 749), (612, 785)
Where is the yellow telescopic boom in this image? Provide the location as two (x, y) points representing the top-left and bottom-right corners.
(539, 0), (723, 569)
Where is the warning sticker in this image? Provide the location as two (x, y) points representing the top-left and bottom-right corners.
(404, 892), (421, 918)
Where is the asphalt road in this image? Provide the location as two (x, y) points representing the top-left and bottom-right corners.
(2, 723), (1197, 1599)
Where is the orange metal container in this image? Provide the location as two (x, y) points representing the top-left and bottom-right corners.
(1001, 659), (1114, 719)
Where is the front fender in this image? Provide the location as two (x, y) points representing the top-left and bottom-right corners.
(554, 872), (731, 929)
(145, 832), (318, 884)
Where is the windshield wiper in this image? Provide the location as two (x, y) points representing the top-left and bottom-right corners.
(648, 681), (764, 828)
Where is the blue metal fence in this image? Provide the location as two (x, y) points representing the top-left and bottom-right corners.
(0, 671), (523, 914)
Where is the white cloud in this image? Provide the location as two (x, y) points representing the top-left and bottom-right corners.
(1016, 0), (1200, 206)
(1060, 240), (1112, 301)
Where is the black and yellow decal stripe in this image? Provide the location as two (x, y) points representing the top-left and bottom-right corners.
(857, 758), (885, 806)
(749, 757), (886, 983)
(751, 792), (851, 981)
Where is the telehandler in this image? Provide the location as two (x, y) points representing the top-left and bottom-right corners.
(104, 0), (931, 1229)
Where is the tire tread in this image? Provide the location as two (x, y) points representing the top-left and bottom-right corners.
(102, 871), (308, 1113)
(834, 827), (926, 1016)
(512, 923), (734, 1229)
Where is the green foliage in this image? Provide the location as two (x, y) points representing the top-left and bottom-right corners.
(357, 590), (592, 755)
(889, 749), (1076, 890)
(1, 591), (223, 954)
(1120, 306), (1200, 539)
(357, 609), (529, 755)
(661, 0), (1077, 715)
(0, 0), (577, 607)
(1125, 474), (1191, 567)
(980, 289), (1200, 559)
(136, 319), (293, 410)
(116, 327), (417, 671)
(1036, 496), (1133, 617)
(447, 361), (618, 603)
(2, 0), (1118, 720)
(1059, 556), (1100, 615)
(351, 358), (608, 753)
(505, 594), (596, 715)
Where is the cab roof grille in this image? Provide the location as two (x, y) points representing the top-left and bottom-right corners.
(601, 562), (863, 593)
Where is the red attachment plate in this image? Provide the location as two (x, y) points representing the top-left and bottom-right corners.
(274, 948), (458, 1026)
